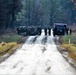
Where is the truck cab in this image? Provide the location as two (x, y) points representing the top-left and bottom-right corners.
(53, 23), (68, 36)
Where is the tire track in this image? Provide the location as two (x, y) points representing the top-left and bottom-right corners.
(25, 36), (38, 44)
(41, 36), (47, 45)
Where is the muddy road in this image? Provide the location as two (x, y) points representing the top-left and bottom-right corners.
(0, 30), (76, 75)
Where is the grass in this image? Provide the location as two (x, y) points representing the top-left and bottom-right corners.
(0, 29), (27, 58)
(60, 34), (76, 61)
(61, 44), (76, 61)
(0, 34), (22, 57)
(60, 35), (76, 44)
(0, 42), (18, 57)
(0, 34), (22, 43)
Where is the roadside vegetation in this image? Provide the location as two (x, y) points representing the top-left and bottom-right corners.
(60, 34), (76, 61)
(0, 34), (21, 43)
(0, 33), (25, 57)
(0, 42), (18, 57)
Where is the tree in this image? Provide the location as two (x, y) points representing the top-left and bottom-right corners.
(49, 0), (63, 25)
(0, 0), (22, 30)
(17, 0), (42, 26)
(71, 0), (76, 25)
(60, 0), (76, 25)
(40, 0), (66, 27)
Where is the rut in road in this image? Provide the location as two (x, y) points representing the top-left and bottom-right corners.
(0, 30), (76, 75)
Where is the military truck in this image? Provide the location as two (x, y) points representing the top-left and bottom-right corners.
(53, 23), (69, 36)
(17, 26), (27, 35)
(17, 26), (41, 36)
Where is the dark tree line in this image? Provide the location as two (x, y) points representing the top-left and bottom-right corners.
(17, 0), (43, 27)
(0, 0), (76, 31)
(60, 0), (76, 25)
(72, 0), (76, 25)
(0, 0), (22, 30)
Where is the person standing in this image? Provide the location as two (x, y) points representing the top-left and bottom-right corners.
(45, 28), (47, 35)
(66, 28), (69, 35)
(17, 27), (20, 34)
(69, 28), (72, 35)
(64, 25), (68, 35)
(48, 27), (51, 35)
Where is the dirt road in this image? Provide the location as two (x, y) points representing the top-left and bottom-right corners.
(0, 30), (76, 75)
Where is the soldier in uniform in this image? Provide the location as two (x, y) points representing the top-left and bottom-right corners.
(39, 27), (41, 35)
(45, 28), (47, 35)
(17, 27), (20, 34)
(69, 28), (72, 35)
(66, 28), (69, 35)
(48, 27), (51, 35)
(64, 25), (68, 35)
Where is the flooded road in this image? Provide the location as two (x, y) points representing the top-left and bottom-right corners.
(0, 30), (76, 75)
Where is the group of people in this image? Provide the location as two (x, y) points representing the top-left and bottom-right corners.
(44, 28), (51, 35)
(17, 25), (72, 36)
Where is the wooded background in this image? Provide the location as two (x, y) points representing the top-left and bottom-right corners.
(0, 0), (76, 30)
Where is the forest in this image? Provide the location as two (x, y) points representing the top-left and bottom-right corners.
(0, 0), (76, 31)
